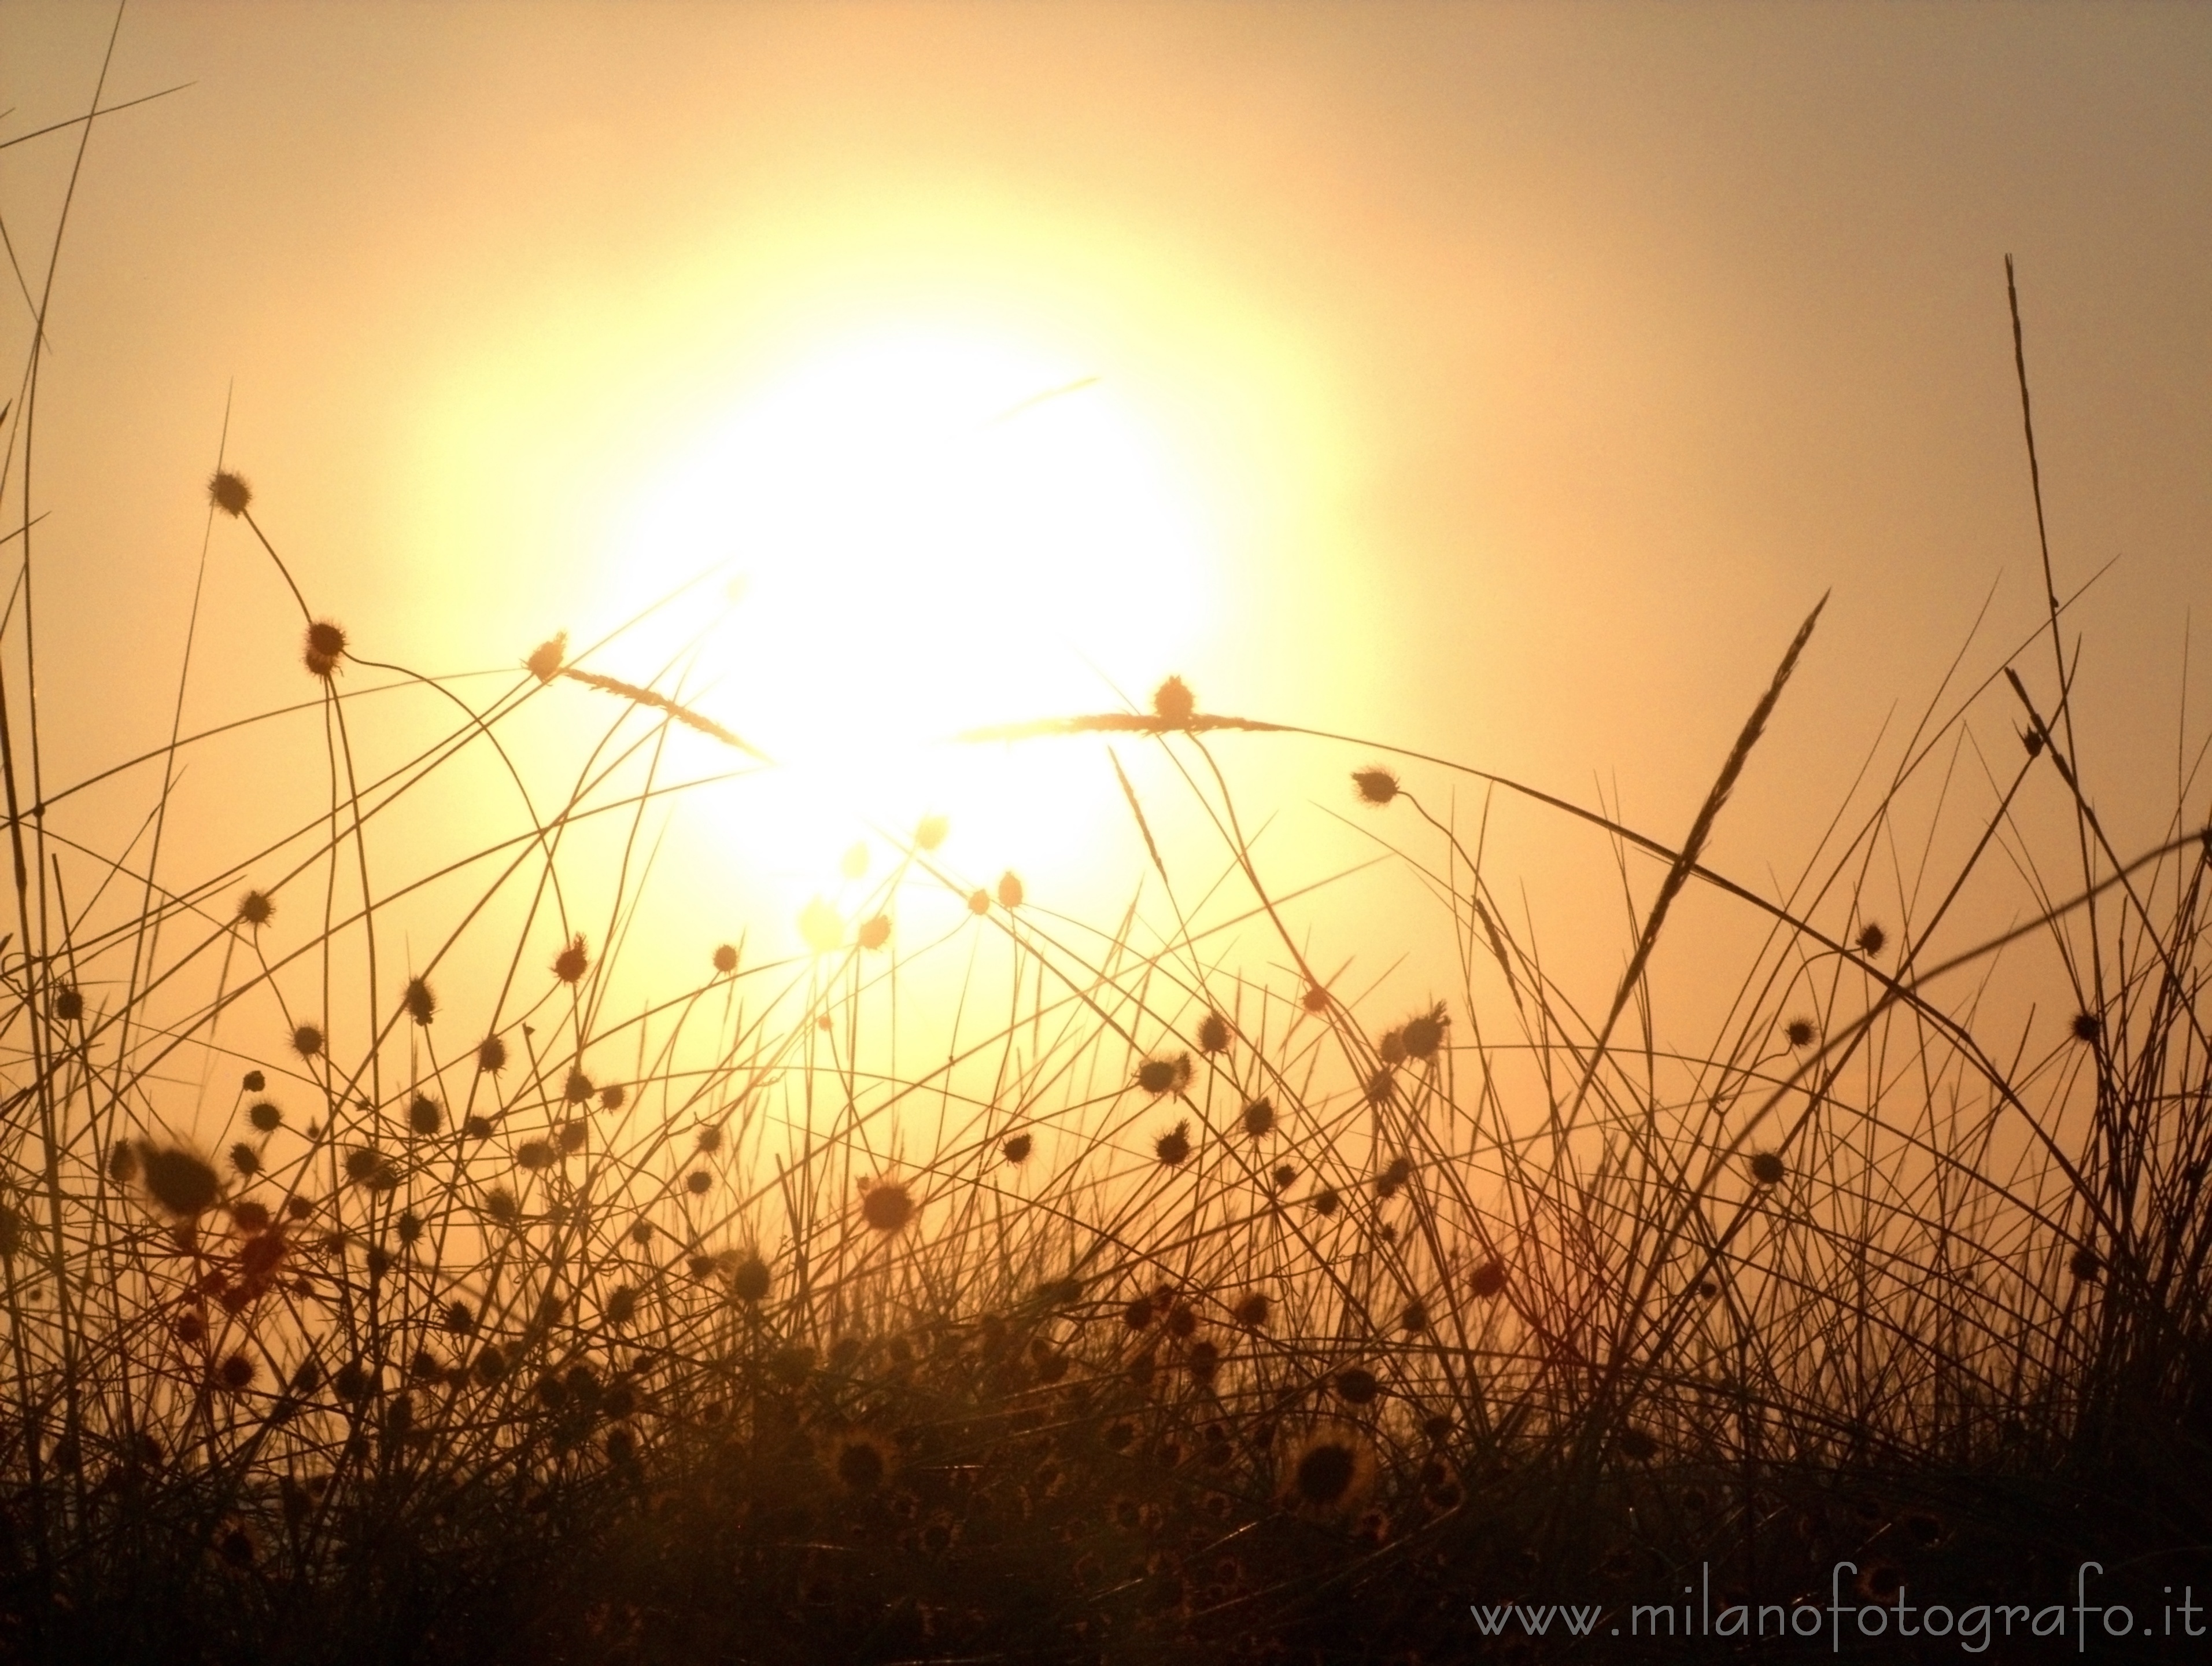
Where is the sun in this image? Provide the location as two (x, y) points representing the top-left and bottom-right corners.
(604, 323), (1218, 917)
(613, 326), (1213, 763)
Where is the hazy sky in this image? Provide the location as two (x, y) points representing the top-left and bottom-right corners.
(5, 2), (2208, 1019)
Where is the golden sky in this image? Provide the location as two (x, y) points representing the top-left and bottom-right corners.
(5, 2), (2209, 1029)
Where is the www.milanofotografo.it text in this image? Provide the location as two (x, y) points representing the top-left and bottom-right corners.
(1469, 1564), (2206, 1651)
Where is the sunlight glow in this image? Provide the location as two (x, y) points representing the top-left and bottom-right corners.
(608, 326), (1219, 936)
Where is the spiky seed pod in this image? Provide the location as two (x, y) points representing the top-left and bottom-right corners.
(857, 913), (891, 951)
(477, 1034), (508, 1073)
(242, 1070), (265, 1092)
(1400, 1299), (1429, 1335)
(829, 1431), (893, 1492)
(304, 620), (348, 679)
(463, 1115), (493, 1140)
(237, 890), (275, 927)
(1166, 1302), (1199, 1339)
(563, 1070), (593, 1105)
(483, 1187), (518, 1225)
(408, 1096), (441, 1136)
(1856, 921), (1888, 956)
(1197, 1012), (1231, 1055)
(231, 1200), (271, 1234)
(217, 1353), (257, 1393)
(1310, 1187), (1341, 1218)
(606, 1285), (638, 1326)
(914, 813), (948, 850)
(1469, 1259), (1507, 1299)
(1400, 1005), (1447, 1060)
(208, 470), (253, 516)
(553, 934), (589, 985)
(2072, 1011), (2102, 1043)
(229, 1142), (260, 1178)
(997, 871), (1024, 909)
(685, 1171), (711, 1195)
(248, 1100), (282, 1133)
(1783, 1017), (1816, 1048)
(396, 1211), (424, 1245)
(967, 888), (991, 914)
(1335, 1368), (1381, 1406)
(515, 1141), (553, 1172)
(1750, 1151), (1786, 1186)
(474, 1346), (507, 1385)
(711, 942), (738, 975)
(142, 1147), (219, 1217)
(2070, 1245), (2103, 1282)
(1242, 1099), (1275, 1138)
(403, 978), (435, 1026)
(1286, 1431), (1371, 1511)
(343, 1148), (384, 1186)
(1233, 1292), (1271, 1329)
(1378, 1028), (1406, 1066)
(53, 986), (83, 1022)
(1302, 984), (1331, 1013)
(1002, 1132), (1033, 1164)
(860, 1181), (914, 1233)
(526, 632), (566, 683)
(1376, 1156), (1413, 1200)
(444, 1301), (475, 1336)
(1124, 1296), (1156, 1330)
(1352, 768), (1399, 806)
(1153, 675), (1195, 725)
(1271, 1163), (1298, 1192)
(731, 1255), (771, 1303)
(1187, 1340), (1221, 1385)
(599, 1083), (625, 1111)
(1155, 1122), (1192, 1167)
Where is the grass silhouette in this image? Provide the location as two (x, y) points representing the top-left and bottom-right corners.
(5, 60), (2212, 1666)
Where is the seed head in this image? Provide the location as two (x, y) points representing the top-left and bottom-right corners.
(291, 1024), (323, 1060)
(229, 1142), (260, 1178)
(1155, 1121), (1193, 1167)
(1352, 768), (1399, 806)
(515, 1140), (554, 1172)
(344, 1147), (386, 1186)
(304, 620), (348, 679)
(1400, 1004), (1447, 1061)
(1187, 1339), (1221, 1385)
(563, 1069), (593, 1105)
(1271, 1163), (1298, 1192)
(1399, 1299), (1428, 1334)
(408, 1096), (441, 1137)
(483, 1187), (518, 1225)
(1749, 1151), (1786, 1186)
(557, 1122), (586, 1155)
(1334, 1368), (1380, 1406)
(914, 813), (948, 850)
(1783, 1017), (1816, 1049)
(1233, 1292), (1271, 1329)
(2069, 1244), (2103, 1282)
(966, 888), (991, 915)
(208, 470), (253, 517)
(605, 1285), (638, 1327)
(1469, 1258), (1507, 1299)
(711, 942), (738, 974)
(860, 1180), (915, 1234)
(1136, 1053), (1191, 1096)
(526, 632), (567, 684)
(553, 934), (589, 985)
(1375, 1156), (1413, 1200)
(1197, 1012), (1232, 1055)
(141, 1147), (220, 1217)
(477, 1034), (508, 1073)
(685, 1170), (711, 1195)
(830, 1431), (893, 1492)
(231, 1200), (272, 1234)
(1311, 1186), (1341, 1217)
(218, 1352), (257, 1393)
(1617, 1427), (1659, 1462)
(1301, 983), (1331, 1013)
(1287, 1432), (1368, 1510)
(53, 986), (83, 1022)
(1241, 1098), (1275, 1138)
(731, 1254), (772, 1303)
(1153, 675), (1195, 726)
(242, 1070), (265, 1092)
(1001, 1132), (1033, 1165)
(2071, 1011), (2102, 1044)
(403, 978), (435, 1026)
(1856, 921), (1888, 957)
(997, 870), (1025, 909)
(857, 913), (892, 951)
